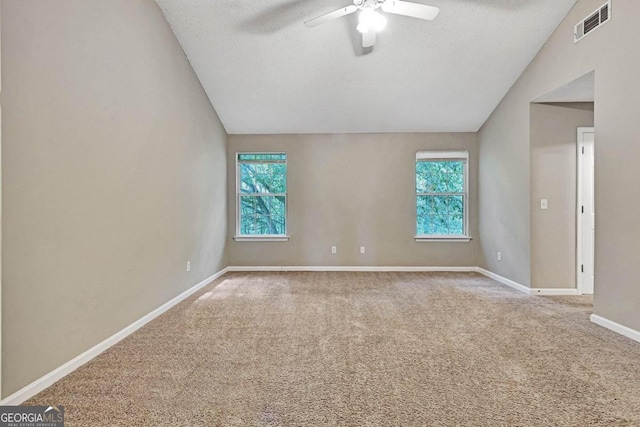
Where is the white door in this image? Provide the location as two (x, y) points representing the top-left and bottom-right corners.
(577, 128), (595, 294)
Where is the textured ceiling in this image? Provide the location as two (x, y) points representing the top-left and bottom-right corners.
(155, 0), (578, 134)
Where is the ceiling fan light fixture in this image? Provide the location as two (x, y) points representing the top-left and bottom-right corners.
(357, 8), (387, 33)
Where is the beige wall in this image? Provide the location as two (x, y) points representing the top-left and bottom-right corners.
(1, 0), (227, 397)
(0, 0), (3, 396)
(530, 102), (594, 289)
(479, 0), (640, 329)
(228, 133), (480, 267)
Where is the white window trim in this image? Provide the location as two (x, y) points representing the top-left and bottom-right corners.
(416, 150), (469, 161)
(415, 150), (471, 241)
(235, 152), (289, 242)
(233, 235), (289, 242)
(414, 236), (472, 242)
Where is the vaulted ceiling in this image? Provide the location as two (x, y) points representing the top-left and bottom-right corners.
(155, 0), (578, 134)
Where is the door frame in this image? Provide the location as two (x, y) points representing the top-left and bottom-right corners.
(576, 127), (595, 295)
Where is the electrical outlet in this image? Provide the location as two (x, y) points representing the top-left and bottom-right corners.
(331, 246), (337, 254)
(540, 199), (548, 210)
(186, 261), (191, 272)
(497, 252), (502, 262)
(360, 246), (365, 254)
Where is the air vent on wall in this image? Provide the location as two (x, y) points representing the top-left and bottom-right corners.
(574, 1), (611, 43)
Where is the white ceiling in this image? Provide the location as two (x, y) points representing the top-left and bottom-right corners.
(155, 0), (578, 134)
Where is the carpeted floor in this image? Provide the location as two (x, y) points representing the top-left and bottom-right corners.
(26, 272), (640, 426)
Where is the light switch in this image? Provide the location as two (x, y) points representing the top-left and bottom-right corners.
(540, 199), (548, 210)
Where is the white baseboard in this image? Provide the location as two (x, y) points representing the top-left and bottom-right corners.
(590, 314), (640, 344)
(227, 266), (477, 272)
(474, 268), (579, 296)
(530, 288), (579, 296)
(474, 267), (531, 294)
(0, 268), (228, 406)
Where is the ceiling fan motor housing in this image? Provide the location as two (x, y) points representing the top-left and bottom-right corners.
(356, 0), (385, 9)
(305, 0), (439, 48)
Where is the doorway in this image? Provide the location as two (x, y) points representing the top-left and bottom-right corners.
(530, 71), (595, 294)
(577, 127), (595, 294)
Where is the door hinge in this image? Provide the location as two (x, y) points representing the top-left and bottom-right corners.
(582, 146), (585, 154)
(581, 264), (584, 273)
(582, 206), (584, 213)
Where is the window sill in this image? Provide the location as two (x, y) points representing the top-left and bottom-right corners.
(415, 236), (472, 243)
(233, 235), (289, 242)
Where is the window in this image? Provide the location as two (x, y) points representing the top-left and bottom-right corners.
(415, 151), (470, 241)
(235, 153), (288, 241)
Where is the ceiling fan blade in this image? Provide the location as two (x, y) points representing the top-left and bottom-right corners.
(381, 0), (439, 20)
(362, 31), (376, 48)
(304, 5), (358, 27)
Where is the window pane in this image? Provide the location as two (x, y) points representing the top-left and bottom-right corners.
(240, 163), (286, 194)
(416, 160), (464, 193)
(416, 162), (433, 192)
(239, 195), (286, 235)
(417, 195), (464, 235)
(447, 161), (464, 193)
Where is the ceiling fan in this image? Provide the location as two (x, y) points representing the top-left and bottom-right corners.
(304, 0), (440, 48)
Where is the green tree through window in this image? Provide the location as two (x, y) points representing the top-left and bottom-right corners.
(416, 152), (468, 237)
(237, 153), (287, 236)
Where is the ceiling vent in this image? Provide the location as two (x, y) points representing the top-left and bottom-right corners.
(574, 1), (611, 43)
